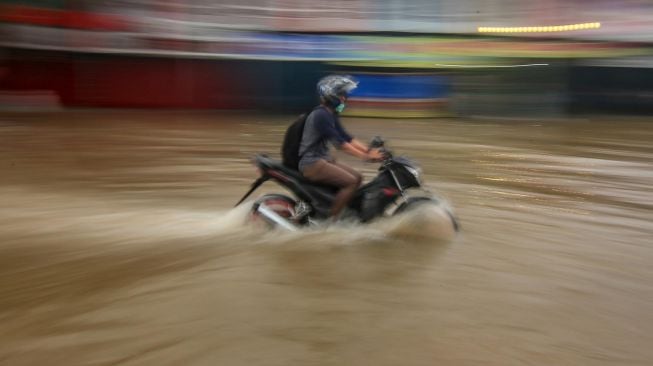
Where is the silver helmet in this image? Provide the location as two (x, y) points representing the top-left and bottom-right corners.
(316, 75), (358, 107)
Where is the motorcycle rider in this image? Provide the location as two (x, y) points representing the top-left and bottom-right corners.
(299, 75), (384, 220)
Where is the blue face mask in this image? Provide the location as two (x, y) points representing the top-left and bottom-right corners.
(335, 103), (346, 113)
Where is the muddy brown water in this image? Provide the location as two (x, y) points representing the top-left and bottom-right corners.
(1, 110), (652, 366)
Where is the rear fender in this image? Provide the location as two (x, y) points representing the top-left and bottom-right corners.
(234, 175), (270, 207)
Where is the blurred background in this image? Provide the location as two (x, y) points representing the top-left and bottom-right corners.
(1, 0), (653, 117)
(2, 3), (653, 366)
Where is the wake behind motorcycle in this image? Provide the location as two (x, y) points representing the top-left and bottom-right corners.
(235, 137), (459, 232)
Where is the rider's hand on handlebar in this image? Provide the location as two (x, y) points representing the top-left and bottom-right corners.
(366, 148), (385, 162)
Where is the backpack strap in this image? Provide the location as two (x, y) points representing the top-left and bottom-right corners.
(298, 106), (325, 160)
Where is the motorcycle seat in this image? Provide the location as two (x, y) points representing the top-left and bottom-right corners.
(256, 155), (339, 193)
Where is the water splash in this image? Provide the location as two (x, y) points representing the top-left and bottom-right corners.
(377, 202), (459, 242)
(237, 198), (458, 248)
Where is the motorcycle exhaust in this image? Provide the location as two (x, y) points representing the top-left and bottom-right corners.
(256, 203), (298, 231)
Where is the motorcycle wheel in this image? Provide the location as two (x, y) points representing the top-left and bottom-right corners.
(394, 196), (459, 232)
(250, 194), (298, 229)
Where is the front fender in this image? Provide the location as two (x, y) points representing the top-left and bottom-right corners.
(394, 196), (459, 232)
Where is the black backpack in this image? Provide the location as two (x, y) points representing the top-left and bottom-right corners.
(281, 108), (316, 170)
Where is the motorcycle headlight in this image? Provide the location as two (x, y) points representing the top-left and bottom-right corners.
(404, 165), (422, 185)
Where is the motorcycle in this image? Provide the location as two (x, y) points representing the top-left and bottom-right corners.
(235, 137), (459, 232)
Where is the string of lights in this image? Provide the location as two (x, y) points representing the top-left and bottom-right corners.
(478, 22), (601, 33)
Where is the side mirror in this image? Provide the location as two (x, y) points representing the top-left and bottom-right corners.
(369, 136), (385, 149)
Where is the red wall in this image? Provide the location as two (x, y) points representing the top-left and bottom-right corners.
(1, 51), (246, 108)
(0, 5), (131, 31)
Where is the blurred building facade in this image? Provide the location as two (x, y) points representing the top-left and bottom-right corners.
(1, 0), (653, 116)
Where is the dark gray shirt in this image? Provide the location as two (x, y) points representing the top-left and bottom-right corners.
(298, 106), (353, 172)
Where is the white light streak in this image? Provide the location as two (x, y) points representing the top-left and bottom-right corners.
(434, 63), (549, 68)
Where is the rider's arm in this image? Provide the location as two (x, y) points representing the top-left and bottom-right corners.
(349, 138), (369, 153)
(333, 117), (353, 142)
(327, 115), (381, 160)
(314, 110), (351, 146)
(341, 142), (379, 160)
(333, 116), (371, 154)
(340, 142), (383, 161)
(314, 111), (382, 161)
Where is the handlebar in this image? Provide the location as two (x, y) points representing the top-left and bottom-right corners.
(369, 136), (392, 161)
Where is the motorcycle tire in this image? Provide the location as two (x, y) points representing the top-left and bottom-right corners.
(250, 194), (298, 229)
(394, 196), (460, 232)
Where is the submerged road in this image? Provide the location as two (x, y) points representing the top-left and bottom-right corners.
(1, 110), (652, 365)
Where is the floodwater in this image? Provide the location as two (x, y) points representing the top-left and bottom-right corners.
(1, 110), (652, 366)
